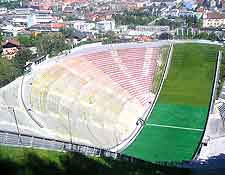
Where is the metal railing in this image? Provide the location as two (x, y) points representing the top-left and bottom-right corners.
(0, 129), (168, 165)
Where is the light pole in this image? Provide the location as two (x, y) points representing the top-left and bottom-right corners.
(10, 107), (22, 144)
(67, 112), (73, 150)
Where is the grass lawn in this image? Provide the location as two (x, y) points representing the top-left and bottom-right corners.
(123, 43), (219, 162)
(0, 145), (191, 175)
(152, 46), (169, 94)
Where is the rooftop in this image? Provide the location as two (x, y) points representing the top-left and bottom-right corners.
(206, 12), (225, 19)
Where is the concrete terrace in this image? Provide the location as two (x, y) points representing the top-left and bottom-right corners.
(0, 42), (168, 149)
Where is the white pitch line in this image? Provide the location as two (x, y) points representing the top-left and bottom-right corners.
(146, 123), (204, 132)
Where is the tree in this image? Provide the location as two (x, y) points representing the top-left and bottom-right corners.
(0, 30), (3, 43)
(0, 1), (20, 9)
(37, 32), (69, 57)
(155, 18), (182, 30)
(0, 58), (21, 87)
(0, 31), (3, 52)
(17, 35), (33, 47)
(60, 27), (77, 39)
(17, 34), (41, 47)
(196, 32), (209, 39)
(208, 32), (217, 41)
(65, 15), (79, 21)
(113, 9), (157, 26)
(158, 32), (173, 40)
(0, 48), (33, 87)
(13, 48), (33, 73)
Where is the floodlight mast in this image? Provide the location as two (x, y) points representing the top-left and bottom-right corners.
(10, 107), (22, 144)
(67, 112), (73, 150)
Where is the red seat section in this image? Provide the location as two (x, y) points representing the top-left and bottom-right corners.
(85, 47), (160, 107)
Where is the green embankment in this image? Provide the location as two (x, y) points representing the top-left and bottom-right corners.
(152, 46), (169, 94)
(123, 43), (219, 162)
(0, 145), (191, 175)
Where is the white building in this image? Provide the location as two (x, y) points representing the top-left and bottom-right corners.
(114, 25), (128, 33)
(161, 9), (179, 17)
(66, 20), (95, 32)
(1, 25), (24, 37)
(30, 14), (54, 25)
(0, 0), (18, 2)
(0, 8), (7, 15)
(178, 10), (195, 17)
(13, 14), (55, 27)
(13, 15), (28, 26)
(136, 25), (170, 33)
(15, 8), (33, 15)
(96, 20), (115, 32)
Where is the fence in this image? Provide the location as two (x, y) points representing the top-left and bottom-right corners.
(0, 129), (181, 167)
(0, 129), (114, 156)
(210, 50), (222, 114)
(0, 130), (129, 162)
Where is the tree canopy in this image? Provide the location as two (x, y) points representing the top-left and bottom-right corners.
(113, 10), (156, 26)
(37, 32), (70, 57)
(13, 48), (33, 70)
(17, 35), (38, 47)
(0, 58), (21, 87)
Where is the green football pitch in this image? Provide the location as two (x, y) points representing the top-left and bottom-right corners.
(123, 43), (219, 162)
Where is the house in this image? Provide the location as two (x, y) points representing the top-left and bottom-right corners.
(63, 5), (73, 13)
(65, 30), (87, 46)
(203, 11), (225, 28)
(135, 35), (153, 42)
(1, 39), (21, 60)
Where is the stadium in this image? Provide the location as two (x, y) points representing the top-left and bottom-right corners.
(0, 40), (221, 162)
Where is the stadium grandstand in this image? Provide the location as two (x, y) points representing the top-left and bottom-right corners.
(0, 42), (167, 150)
(0, 41), (220, 163)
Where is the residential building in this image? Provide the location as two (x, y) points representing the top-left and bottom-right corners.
(178, 10), (195, 17)
(136, 25), (170, 33)
(29, 0), (61, 10)
(1, 25), (24, 37)
(127, 30), (154, 37)
(65, 20), (95, 32)
(126, 1), (145, 10)
(0, 0), (19, 3)
(203, 11), (225, 28)
(1, 39), (20, 60)
(0, 8), (7, 15)
(96, 20), (115, 32)
(13, 10), (56, 27)
(63, 5), (73, 13)
(87, 12), (113, 21)
(28, 23), (64, 32)
(110, 2), (127, 11)
(162, 9), (179, 17)
(15, 8), (33, 15)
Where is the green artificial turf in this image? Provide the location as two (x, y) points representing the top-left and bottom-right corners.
(123, 43), (219, 162)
